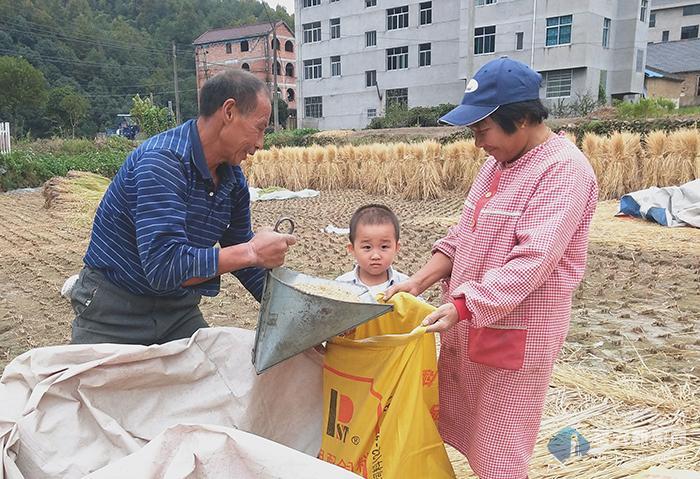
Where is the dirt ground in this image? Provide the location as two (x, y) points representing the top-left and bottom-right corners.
(0, 185), (698, 475)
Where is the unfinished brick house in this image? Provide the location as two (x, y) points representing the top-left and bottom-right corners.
(193, 22), (297, 123)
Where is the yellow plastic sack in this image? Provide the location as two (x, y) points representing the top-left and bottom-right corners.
(319, 293), (455, 479)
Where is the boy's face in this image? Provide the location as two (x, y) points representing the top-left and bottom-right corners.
(348, 222), (400, 281)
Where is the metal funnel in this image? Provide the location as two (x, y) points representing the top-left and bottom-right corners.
(252, 267), (393, 374)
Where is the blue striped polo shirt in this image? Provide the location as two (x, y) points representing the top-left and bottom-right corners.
(84, 119), (266, 300)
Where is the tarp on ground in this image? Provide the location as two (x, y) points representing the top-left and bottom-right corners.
(0, 327), (358, 479)
(618, 179), (700, 227)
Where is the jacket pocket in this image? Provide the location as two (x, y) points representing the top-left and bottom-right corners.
(467, 324), (527, 370)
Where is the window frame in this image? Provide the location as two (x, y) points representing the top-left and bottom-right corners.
(387, 6), (409, 31)
(330, 18), (341, 39)
(365, 70), (377, 87)
(365, 30), (377, 47)
(602, 17), (611, 48)
(386, 45), (409, 70)
(304, 96), (323, 118)
(419, 42), (431, 67)
(386, 87), (408, 108)
(662, 30), (670, 41)
(303, 21), (322, 44)
(640, 0), (648, 22)
(545, 69), (573, 98)
(330, 55), (341, 76)
(475, 0), (497, 5)
(546, 15), (573, 47)
(681, 24), (699, 39)
(515, 31), (524, 50)
(419, 2), (432, 26)
(366, 0), (377, 7)
(474, 25), (496, 55)
(303, 58), (322, 80)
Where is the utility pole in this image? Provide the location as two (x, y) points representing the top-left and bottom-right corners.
(172, 41), (182, 125)
(272, 27), (280, 131)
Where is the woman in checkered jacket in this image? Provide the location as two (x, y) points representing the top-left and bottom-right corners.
(385, 57), (598, 479)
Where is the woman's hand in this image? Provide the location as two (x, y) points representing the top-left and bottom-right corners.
(384, 278), (422, 300)
(422, 303), (459, 333)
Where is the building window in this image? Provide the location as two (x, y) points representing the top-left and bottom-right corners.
(515, 31), (524, 50)
(475, 0), (496, 5)
(304, 96), (322, 118)
(636, 48), (645, 72)
(599, 70), (607, 101)
(241, 63), (250, 71)
(386, 88), (408, 108)
(303, 22), (321, 43)
(419, 43), (431, 66)
(366, 30), (377, 47)
(272, 38), (280, 50)
(240, 40), (249, 52)
(696, 75), (700, 95)
(286, 62), (294, 77)
(681, 25), (699, 39)
(546, 15), (572, 46)
(225, 42), (232, 54)
(303, 0), (320, 7)
(330, 0), (339, 2)
(304, 58), (322, 79)
(273, 61), (281, 75)
(366, 0), (376, 6)
(331, 56), (341, 76)
(287, 88), (295, 102)
(640, 0), (648, 22)
(602, 17), (611, 48)
(649, 12), (656, 27)
(662, 30), (670, 41)
(366, 70), (377, 87)
(420, 2), (432, 25)
(387, 46), (409, 70)
(474, 25), (496, 54)
(545, 70), (573, 98)
(387, 6), (409, 30)
(684, 4), (700, 15)
(330, 18), (341, 39)
(367, 108), (377, 119)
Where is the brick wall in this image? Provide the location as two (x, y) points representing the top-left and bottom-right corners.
(194, 23), (297, 116)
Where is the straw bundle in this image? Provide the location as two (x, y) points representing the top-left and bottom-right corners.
(665, 129), (700, 186)
(403, 143), (443, 200)
(642, 130), (670, 188)
(598, 132), (643, 200)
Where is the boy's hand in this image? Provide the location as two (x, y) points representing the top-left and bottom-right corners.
(421, 303), (459, 333)
(384, 278), (422, 300)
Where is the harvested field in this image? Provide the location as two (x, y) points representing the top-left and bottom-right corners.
(0, 176), (698, 477)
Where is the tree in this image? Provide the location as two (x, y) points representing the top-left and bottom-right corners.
(130, 94), (175, 137)
(0, 56), (48, 135)
(47, 86), (90, 137)
(271, 96), (289, 128)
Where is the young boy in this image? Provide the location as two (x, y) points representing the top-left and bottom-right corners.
(336, 204), (409, 298)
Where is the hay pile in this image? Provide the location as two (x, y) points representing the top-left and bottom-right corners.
(247, 129), (700, 201)
(448, 354), (700, 478)
(42, 171), (110, 225)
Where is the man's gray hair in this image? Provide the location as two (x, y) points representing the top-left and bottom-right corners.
(199, 69), (270, 117)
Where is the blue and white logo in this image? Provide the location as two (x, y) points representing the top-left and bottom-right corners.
(547, 427), (590, 463)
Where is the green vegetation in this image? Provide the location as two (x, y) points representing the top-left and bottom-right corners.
(263, 128), (319, 149)
(0, 0), (293, 138)
(368, 103), (456, 129)
(0, 137), (133, 191)
(614, 97), (676, 118)
(130, 95), (176, 137)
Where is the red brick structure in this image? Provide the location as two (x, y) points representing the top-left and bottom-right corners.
(193, 22), (297, 122)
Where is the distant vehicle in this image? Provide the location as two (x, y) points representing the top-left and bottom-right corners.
(106, 114), (139, 140)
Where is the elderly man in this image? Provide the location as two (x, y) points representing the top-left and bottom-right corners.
(70, 69), (295, 345)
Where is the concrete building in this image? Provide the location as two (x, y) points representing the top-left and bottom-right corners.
(296, 0), (650, 130)
(646, 38), (700, 106)
(649, 0), (700, 43)
(193, 22), (297, 119)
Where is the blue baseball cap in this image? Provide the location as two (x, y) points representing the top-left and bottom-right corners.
(440, 57), (543, 126)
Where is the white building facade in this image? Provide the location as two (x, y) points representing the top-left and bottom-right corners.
(649, 0), (700, 43)
(296, 0), (650, 130)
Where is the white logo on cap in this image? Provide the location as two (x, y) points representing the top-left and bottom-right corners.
(465, 79), (479, 93)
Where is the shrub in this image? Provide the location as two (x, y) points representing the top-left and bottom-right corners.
(615, 97), (676, 118)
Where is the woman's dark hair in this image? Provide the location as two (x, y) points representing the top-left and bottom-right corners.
(490, 99), (549, 134)
(199, 69), (270, 117)
(349, 204), (400, 244)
